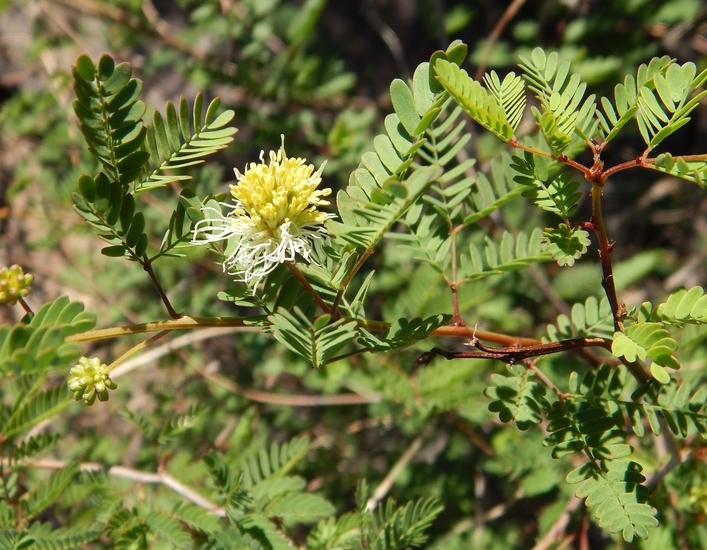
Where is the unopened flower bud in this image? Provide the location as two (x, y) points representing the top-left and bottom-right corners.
(67, 356), (117, 406)
(0, 265), (34, 305)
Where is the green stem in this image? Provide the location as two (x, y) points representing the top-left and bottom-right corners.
(106, 330), (171, 373)
(65, 315), (259, 342)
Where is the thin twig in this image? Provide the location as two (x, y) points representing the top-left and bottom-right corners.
(10, 458), (224, 515)
(18, 298), (33, 316)
(361, 0), (409, 80)
(330, 250), (373, 320)
(196, 361), (381, 406)
(589, 183), (623, 330)
(474, 0), (528, 81)
(366, 433), (425, 511)
(449, 225), (465, 325)
(143, 259), (182, 319)
(531, 495), (581, 550)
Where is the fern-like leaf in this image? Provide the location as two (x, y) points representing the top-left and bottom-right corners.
(655, 285), (707, 325)
(459, 228), (551, 282)
(647, 152), (707, 188)
(511, 152), (582, 220)
(138, 94), (236, 191)
(73, 174), (148, 260)
(611, 322), (679, 383)
(484, 370), (550, 430)
(463, 152), (524, 226)
(268, 308), (359, 368)
(484, 70), (527, 131)
(72, 54), (149, 186)
(144, 511), (193, 549)
(636, 62), (707, 150)
(542, 224), (590, 267)
(567, 461), (658, 542)
(22, 464), (79, 520)
(170, 503), (222, 534)
(434, 59), (517, 142)
(264, 492), (335, 525)
(547, 296), (614, 341)
(544, 395), (658, 542)
(1, 385), (69, 439)
(202, 451), (254, 519)
(240, 437), (311, 488)
(357, 314), (451, 352)
(0, 297), (94, 376)
(518, 48), (596, 153)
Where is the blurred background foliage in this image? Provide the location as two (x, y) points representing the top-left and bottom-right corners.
(1, 0), (707, 548)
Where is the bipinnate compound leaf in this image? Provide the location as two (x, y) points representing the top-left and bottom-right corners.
(369, 497), (443, 549)
(0, 296), (95, 376)
(635, 61), (707, 150)
(357, 314), (451, 352)
(459, 228), (552, 282)
(73, 174), (148, 260)
(543, 395), (658, 541)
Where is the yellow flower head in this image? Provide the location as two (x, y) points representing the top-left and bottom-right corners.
(231, 139), (331, 234)
(192, 137), (333, 289)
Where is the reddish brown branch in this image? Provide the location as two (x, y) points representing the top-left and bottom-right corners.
(474, 0), (528, 81)
(416, 336), (611, 366)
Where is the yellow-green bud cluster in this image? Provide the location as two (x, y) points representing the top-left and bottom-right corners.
(68, 356), (117, 405)
(0, 265), (34, 305)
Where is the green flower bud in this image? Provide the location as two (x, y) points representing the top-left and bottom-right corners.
(67, 356), (118, 406)
(0, 265), (34, 305)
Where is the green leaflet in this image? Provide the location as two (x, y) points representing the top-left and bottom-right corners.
(267, 308), (359, 368)
(547, 295), (614, 341)
(485, 370), (550, 430)
(72, 54), (149, 187)
(433, 59), (518, 142)
(510, 151), (582, 221)
(139, 93), (237, 191)
(542, 224), (590, 267)
(459, 228), (552, 282)
(518, 47), (596, 154)
(650, 153), (707, 188)
(612, 322), (679, 383)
